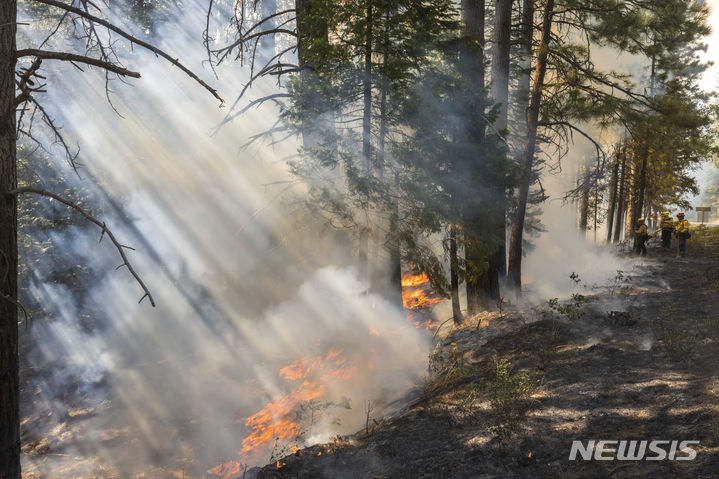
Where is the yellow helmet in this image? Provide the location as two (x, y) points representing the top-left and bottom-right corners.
(662, 211), (670, 217)
(637, 218), (645, 224)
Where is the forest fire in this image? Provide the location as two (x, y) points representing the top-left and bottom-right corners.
(401, 273), (447, 328)
(207, 461), (244, 479)
(208, 349), (356, 476)
(242, 349), (354, 453)
(401, 273), (446, 310)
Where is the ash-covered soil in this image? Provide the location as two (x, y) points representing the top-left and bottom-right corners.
(248, 231), (719, 479)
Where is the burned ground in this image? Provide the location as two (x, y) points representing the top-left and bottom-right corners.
(248, 229), (719, 479)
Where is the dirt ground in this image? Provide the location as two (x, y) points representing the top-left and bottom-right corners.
(247, 228), (719, 479)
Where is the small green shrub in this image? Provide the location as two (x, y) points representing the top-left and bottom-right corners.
(608, 269), (633, 297)
(490, 355), (539, 440)
(545, 293), (588, 321)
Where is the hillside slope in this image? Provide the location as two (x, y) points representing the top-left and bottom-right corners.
(250, 228), (719, 479)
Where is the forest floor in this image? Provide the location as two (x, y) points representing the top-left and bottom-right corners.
(248, 226), (719, 479)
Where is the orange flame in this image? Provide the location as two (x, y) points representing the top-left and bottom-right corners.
(402, 288), (445, 310)
(401, 273), (431, 288)
(401, 273), (445, 310)
(240, 349), (356, 455)
(207, 461), (243, 479)
(401, 273), (447, 329)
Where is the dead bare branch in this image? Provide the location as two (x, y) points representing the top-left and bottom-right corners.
(8, 187), (156, 307)
(16, 49), (140, 77)
(24, 95), (81, 174)
(4, 58), (43, 125)
(30, 0), (224, 105)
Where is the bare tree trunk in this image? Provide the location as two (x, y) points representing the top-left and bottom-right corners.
(507, 0), (554, 290)
(624, 186), (635, 239)
(449, 225), (463, 324)
(579, 177), (589, 233)
(468, 0), (513, 310)
(362, 5), (373, 175)
(613, 147), (628, 243)
(358, 4), (373, 287)
(490, 0), (512, 133)
(636, 57), (656, 227)
(377, 13), (403, 308)
(516, 0), (533, 131)
(606, 154), (619, 243)
(461, 0), (486, 315)
(0, 0), (19, 476)
(635, 142), (649, 228)
(592, 179), (599, 243)
(624, 148), (639, 239)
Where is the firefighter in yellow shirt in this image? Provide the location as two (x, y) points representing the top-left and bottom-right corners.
(659, 212), (674, 248)
(674, 212), (690, 257)
(634, 218), (649, 256)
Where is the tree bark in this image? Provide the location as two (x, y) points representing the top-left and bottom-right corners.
(377, 14), (403, 308)
(490, 0), (512, 133)
(0, 0), (19, 476)
(461, 0), (487, 315)
(449, 225), (463, 324)
(606, 154), (619, 243)
(593, 183), (598, 243)
(358, 4), (373, 286)
(624, 146), (639, 238)
(635, 142), (649, 228)
(507, 0), (554, 290)
(579, 176), (589, 233)
(613, 146), (628, 243)
(516, 0), (533, 128)
(468, 0), (513, 310)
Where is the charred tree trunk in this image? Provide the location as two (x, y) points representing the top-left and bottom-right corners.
(461, 0), (486, 315)
(606, 155), (619, 243)
(507, 0), (553, 291)
(0, 0), (19, 476)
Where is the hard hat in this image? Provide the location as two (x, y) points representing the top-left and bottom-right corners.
(662, 211), (670, 216)
(637, 218), (645, 224)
